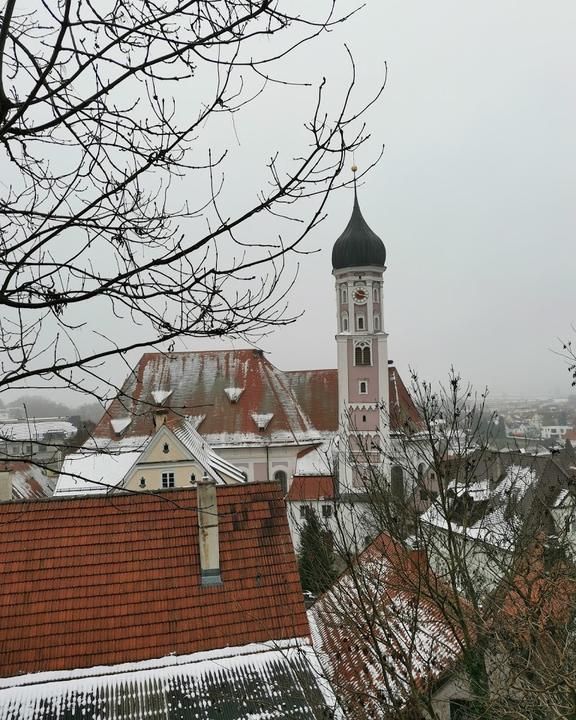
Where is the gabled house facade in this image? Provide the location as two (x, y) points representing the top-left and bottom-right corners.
(55, 415), (245, 496)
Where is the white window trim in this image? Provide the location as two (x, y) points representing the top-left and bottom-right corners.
(359, 380), (368, 394)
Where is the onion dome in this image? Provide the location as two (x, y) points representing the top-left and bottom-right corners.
(331, 188), (386, 270)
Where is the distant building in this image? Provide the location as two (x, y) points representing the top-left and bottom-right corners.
(0, 417), (77, 466)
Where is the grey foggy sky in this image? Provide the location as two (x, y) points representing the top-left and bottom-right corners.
(173, 1), (576, 399)
(9, 1), (574, 406)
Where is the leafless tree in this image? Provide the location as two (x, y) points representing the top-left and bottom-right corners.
(309, 370), (576, 719)
(0, 0), (381, 416)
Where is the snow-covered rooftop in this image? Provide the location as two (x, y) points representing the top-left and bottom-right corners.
(0, 642), (335, 720)
(55, 450), (141, 495)
(0, 419), (77, 443)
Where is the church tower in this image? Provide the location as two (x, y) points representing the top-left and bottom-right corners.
(332, 175), (389, 491)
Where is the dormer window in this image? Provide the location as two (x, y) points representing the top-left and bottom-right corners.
(357, 316), (365, 331)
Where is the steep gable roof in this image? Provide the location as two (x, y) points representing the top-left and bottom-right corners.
(94, 350), (320, 447)
(0, 483), (309, 678)
(309, 534), (467, 718)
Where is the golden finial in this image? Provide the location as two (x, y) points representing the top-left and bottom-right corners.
(351, 164), (358, 173)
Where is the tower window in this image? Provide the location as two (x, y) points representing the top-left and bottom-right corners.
(161, 472), (175, 488)
(341, 287), (348, 303)
(374, 315), (380, 331)
(391, 466), (404, 500)
(374, 286), (379, 303)
(274, 469), (288, 494)
(354, 343), (371, 366)
(357, 316), (365, 330)
(341, 312), (349, 331)
(359, 380), (368, 394)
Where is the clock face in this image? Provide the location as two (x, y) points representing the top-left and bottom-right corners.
(353, 286), (368, 304)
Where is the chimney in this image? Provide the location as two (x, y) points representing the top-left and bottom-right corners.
(0, 468), (11, 501)
(153, 409), (169, 429)
(197, 475), (222, 586)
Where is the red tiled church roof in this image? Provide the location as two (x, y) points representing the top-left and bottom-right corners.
(94, 349), (318, 445)
(0, 483), (309, 678)
(93, 350), (421, 446)
(286, 366), (422, 432)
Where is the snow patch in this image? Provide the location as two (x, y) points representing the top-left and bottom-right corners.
(251, 413), (273, 431)
(151, 389), (173, 405)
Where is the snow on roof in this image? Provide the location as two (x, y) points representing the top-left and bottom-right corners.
(0, 641), (334, 720)
(251, 412), (273, 431)
(151, 389), (173, 405)
(224, 387), (244, 402)
(174, 418), (246, 484)
(54, 450), (141, 496)
(110, 417), (132, 435)
(423, 465), (539, 549)
(93, 350), (321, 448)
(0, 419), (77, 443)
(10, 463), (56, 500)
(309, 534), (466, 716)
(294, 434), (335, 476)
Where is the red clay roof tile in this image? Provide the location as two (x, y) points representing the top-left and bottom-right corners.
(0, 483), (309, 678)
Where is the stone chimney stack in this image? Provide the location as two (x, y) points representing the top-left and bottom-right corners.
(153, 409), (169, 429)
(197, 475), (222, 586)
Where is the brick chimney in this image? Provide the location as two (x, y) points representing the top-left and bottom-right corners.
(197, 475), (222, 586)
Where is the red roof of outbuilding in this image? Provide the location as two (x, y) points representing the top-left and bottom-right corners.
(287, 476), (335, 501)
(0, 483), (309, 678)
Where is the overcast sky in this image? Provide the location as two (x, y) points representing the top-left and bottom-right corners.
(12, 1), (574, 407)
(166, 0), (574, 400)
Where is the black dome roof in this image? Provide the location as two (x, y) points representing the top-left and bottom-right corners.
(331, 191), (386, 270)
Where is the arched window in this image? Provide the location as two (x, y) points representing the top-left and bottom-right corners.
(274, 469), (288, 494)
(374, 315), (380, 331)
(342, 312), (348, 331)
(357, 316), (365, 331)
(373, 286), (379, 303)
(391, 466), (404, 500)
(354, 343), (371, 366)
(359, 380), (368, 394)
(341, 287), (347, 304)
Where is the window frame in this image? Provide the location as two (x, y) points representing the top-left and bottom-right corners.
(161, 471), (175, 488)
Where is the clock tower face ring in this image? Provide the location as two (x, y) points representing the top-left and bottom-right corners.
(353, 286), (368, 304)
